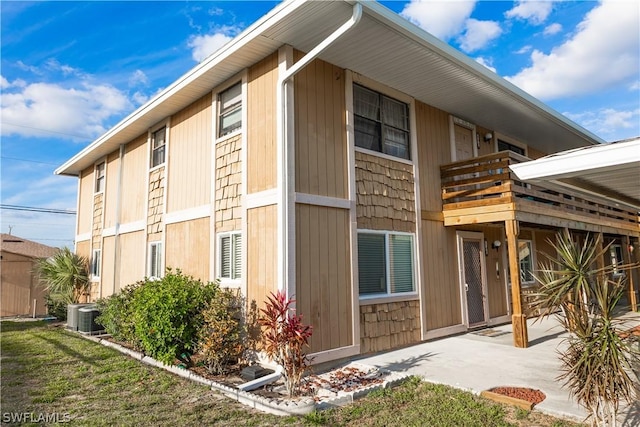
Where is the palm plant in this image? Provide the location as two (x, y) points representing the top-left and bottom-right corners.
(36, 247), (90, 305)
(534, 231), (639, 427)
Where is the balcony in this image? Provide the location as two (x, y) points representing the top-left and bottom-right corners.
(440, 151), (639, 234)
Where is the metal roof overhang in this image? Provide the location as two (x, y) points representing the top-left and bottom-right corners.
(510, 138), (640, 211)
(57, 0), (604, 176)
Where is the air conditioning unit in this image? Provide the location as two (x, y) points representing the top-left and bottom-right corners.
(78, 307), (104, 335)
(66, 303), (94, 331)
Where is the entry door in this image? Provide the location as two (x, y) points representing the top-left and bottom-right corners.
(457, 232), (488, 327)
(454, 124), (474, 161)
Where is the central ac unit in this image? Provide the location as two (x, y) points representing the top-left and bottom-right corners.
(66, 303), (95, 331)
(78, 306), (104, 334)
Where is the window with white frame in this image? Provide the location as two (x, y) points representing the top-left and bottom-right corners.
(358, 232), (415, 296)
(151, 127), (166, 168)
(95, 162), (105, 193)
(91, 249), (101, 278)
(609, 244), (624, 276)
(218, 83), (242, 137)
(148, 242), (163, 279)
(218, 232), (241, 280)
(518, 240), (535, 285)
(354, 84), (410, 160)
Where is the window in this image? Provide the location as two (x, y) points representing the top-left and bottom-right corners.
(95, 162), (105, 193)
(151, 127), (166, 167)
(498, 140), (525, 156)
(610, 244), (624, 276)
(218, 232), (241, 280)
(218, 83), (242, 137)
(148, 242), (163, 279)
(358, 232), (415, 296)
(354, 84), (410, 160)
(518, 240), (534, 285)
(91, 249), (101, 278)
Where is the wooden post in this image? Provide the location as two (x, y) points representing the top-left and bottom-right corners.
(506, 219), (528, 348)
(626, 236), (638, 311)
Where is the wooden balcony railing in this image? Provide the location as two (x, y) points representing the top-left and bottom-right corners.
(440, 151), (639, 231)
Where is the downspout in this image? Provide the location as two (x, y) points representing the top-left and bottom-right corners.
(277, 2), (362, 298)
(112, 144), (125, 297)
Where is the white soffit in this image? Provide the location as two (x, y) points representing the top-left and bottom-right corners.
(510, 139), (640, 210)
(57, 0), (604, 176)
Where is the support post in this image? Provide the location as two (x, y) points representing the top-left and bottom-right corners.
(626, 236), (638, 311)
(506, 219), (528, 348)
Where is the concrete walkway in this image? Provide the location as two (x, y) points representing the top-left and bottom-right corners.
(354, 315), (640, 426)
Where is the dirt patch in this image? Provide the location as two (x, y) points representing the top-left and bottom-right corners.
(489, 386), (546, 405)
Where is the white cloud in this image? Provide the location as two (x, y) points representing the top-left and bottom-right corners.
(401, 0), (476, 40)
(188, 32), (233, 62)
(0, 75), (9, 89)
(515, 45), (533, 55)
(565, 108), (640, 139)
(475, 57), (497, 73)
(1, 81), (132, 140)
(129, 69), (149, 87)
(543, 23), (562, 36)
(506, 1), (640, 100)
(458, 19), (502, 53)
(631, 81), (640, 91)
(505, 0), (554, 25)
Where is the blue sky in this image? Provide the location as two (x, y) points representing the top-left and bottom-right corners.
(1, 0), (639, 247)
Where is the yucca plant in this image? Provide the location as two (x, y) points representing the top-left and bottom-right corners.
(533, 231), (639, 426)
(36, 247), (90, 305)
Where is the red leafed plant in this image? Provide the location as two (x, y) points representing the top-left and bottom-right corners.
(259, 291), (313, 397)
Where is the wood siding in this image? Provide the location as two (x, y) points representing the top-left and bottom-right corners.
(215, 134), (242, 232)
(103, 152), (120, 229)
(165, 218), (210, 281)
(295, 204), (352, 353)
(421, 220), (462, 330)
(355, 151), (415, 232)
(76, 240), (90, 260)
(167, 94), (212, 212)
(147, 167), (165, 239)
(92, 193), (103, 249)
(121, 135), (148, 224)
(100, 236), (116, 297)
(294, 58), (347, 198)
(415, 101), (451, 211)
(77, 167), (94, 234)
(360, 300), (420, 353)
(247, 52), (277, 194)
(484, 226), (508, 319)
(0, 252), (47, 317)
(246, 205), (278, 309)
(118, 231), (146, 289)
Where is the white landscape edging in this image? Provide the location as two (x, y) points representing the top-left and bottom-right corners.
(82, 333), (407, 416)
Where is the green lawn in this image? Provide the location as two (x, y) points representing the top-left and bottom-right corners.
(1, 321), (583, 426)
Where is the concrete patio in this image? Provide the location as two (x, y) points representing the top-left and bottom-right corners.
(354, 314), (640, 426)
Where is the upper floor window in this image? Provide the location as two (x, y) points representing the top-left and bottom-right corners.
(498, 140), (525, 156)
(151, 127), (166, 168)
(95, 162), (105, 193)
(358, 231), (415, 297)
(354, 84), (410, 160)
(218, 83), (242, 137)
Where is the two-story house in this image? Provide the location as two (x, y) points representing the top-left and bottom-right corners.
(57, 0), (639, 364)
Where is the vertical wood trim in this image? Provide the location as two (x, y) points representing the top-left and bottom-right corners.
(284, 46), (296, 303)
(506, 219), (528, 348)
(210, 88), (218, 282)
(160, 118), (170, 279)
(345, 70), (360, 349)
(240, 71), (248, 296)
(277, 47), (286, 295)
(143, 129), (152, 280)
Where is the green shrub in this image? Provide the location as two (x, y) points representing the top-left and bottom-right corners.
(198, 288), (244, 375)
(131, 269), (218, 365)
(44, 295), (67, 320)
(96, 282), (142, 349)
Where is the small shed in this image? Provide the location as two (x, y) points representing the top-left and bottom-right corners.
(0, 234), (57, 317)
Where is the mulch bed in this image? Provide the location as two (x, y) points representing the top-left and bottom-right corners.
(488, 387), (546, 405)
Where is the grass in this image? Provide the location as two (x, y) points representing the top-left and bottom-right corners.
(1, 321), (584, 426)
